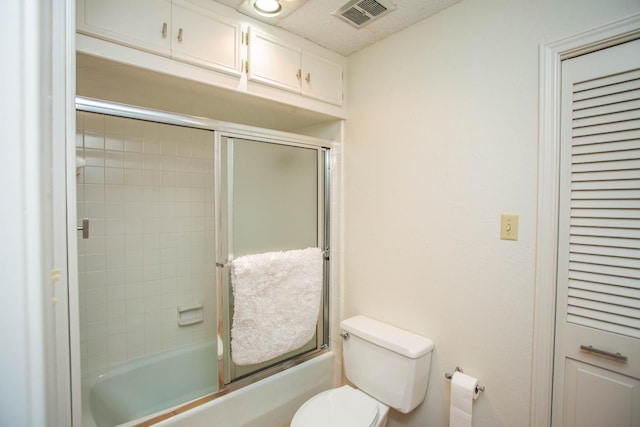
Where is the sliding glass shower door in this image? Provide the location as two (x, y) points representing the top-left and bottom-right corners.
(216, 135), (329, 383)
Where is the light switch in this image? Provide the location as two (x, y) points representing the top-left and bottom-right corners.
(500, 214), (519, 241)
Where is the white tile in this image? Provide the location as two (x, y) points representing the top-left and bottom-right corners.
(107, 316), (126, 335)
(107, 301), (126, 319)
(86, 304), (107, 326)
(106, 285), (126, 302)
(84, 184), (105, 202)
(127, 298), (146, 316)
(105, 115), (125, 135)
(124, 250), (144, 267)
(124, 169), (143, 186)
(86, 287), (107, 306)
(105, 151), (124, 168)
(143, 218), (160, 234)
(87, 337), (107, 361)
(105, 219), (125, 237)
(161, 155), (176, 171)
(124, 138), (143, 153)
(84, 113), (105, 132)
(84, 148), (105, 166)
(87, 355), (108, 373)
(125, 218), (143, 235)
(84, 132), (105, 150)
(84, 202), (105, 219)
(86, 321), (107, 341)
(124, 152), (143, 169)
(104, 184), (124, 201)
(124, 119), (143, 138)
(161, 140), (177, 156)
(105, 268), (126, 286)
(144, 264), (161, 281)
(84, 253), (106, 272)
(143, 248), (160, 265)
(105, 202), (124, 219)
(143, 170), (161, 186)
(104, 168), (124, 184)
(143, 139), (162, 154)
(125, 267), (144, 284)
(84, 236), (105, 255)
(84, 166), (104, 184)
(105, 252), (125, 270)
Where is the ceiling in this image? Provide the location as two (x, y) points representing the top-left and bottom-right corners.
(212, 0), (462, 56)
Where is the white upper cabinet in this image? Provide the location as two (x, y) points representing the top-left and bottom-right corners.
(76, 0), (347, 115)
(301, 51), (344, 106)
(170, 0), (242, 76)
(77, 0), (242, 76)
(248, 28), (343, 106)
(78, 0), (172, 56)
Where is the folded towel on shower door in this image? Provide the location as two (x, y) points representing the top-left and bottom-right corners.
(231, 247), (323, 365)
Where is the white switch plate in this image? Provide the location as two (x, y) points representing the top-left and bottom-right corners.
(501, 214), (519, 241)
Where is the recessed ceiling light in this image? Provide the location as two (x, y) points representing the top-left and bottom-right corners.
(253, 0), (282, 16)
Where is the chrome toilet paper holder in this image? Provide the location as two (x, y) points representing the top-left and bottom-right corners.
(445, 366), (485, 394)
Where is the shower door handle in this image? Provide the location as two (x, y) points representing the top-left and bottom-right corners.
(77, 218), (89, 239)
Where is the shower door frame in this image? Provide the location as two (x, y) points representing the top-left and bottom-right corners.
(73, 96), (332, 423)
(214, 131), (331, 387)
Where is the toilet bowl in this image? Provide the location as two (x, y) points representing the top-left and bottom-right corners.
(291, 316), (434, 427)
(291, 385), (389, 427)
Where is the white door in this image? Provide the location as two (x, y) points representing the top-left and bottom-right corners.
(170, 0), (242, 77)
(77, 0), (172, 56)
(552, 38), (640, 427)
(247, 28), (302, 94)
(300, 51), (343, 106)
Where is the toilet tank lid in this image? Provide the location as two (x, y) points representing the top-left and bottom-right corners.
(341, 315), (434, 359)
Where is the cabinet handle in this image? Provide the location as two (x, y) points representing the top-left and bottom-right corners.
(178, 28), (183, 42)
(296, 68), (301, 80)
(580, 345), (628, 362)
(162, 22), (168, 38)
(305, 73), (311, 83)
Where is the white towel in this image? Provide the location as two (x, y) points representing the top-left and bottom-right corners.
(231, 247), (323, 365)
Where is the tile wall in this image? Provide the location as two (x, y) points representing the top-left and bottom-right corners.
(76, 111), (216, 375)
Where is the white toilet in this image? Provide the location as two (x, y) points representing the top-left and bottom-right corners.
(291, 315), (434, 427)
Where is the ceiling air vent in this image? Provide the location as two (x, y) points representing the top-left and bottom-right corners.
(333, 0), (397, 29)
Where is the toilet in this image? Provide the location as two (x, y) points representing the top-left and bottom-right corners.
(291, 315), (434, 427)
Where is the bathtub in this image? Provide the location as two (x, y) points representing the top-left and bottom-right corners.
(82, 342), (334, 427)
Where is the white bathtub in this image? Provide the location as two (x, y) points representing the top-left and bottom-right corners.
(82, 342), (334, 427)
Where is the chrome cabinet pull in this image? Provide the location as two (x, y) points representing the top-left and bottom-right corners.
(162, 22), (168, 38)
(580, 345), (628, 362)
(178, 28), (183, 42)
(76, 218), (89, 239)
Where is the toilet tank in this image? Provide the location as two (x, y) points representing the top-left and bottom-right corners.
(341, 315), (434, 413)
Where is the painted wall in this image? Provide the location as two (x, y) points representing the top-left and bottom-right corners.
(344, 1), (640, 426)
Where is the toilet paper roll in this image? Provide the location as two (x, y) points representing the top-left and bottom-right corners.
(449, 371), (479, 427)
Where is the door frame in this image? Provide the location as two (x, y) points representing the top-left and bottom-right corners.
(531, 12), (640, 427)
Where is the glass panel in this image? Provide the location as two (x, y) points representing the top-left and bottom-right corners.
(221, 137), (323, 381)
(76, 112), (218, 426)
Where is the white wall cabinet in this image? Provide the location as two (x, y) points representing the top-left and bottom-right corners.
(248, 28), (344, 106)
(77, 0), (242, 76)
(76, 0), (347, 117)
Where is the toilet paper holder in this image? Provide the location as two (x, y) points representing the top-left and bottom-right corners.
(445, 367), (485, 394)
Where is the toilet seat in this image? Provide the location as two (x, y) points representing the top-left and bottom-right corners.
(291, 385), (381, 427)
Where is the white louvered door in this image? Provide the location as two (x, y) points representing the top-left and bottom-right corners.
(552, 38), (640, 427)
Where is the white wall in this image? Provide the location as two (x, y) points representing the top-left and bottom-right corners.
(344, 1), (640, 426)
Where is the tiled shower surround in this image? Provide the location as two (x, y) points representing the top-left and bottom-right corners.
(76, 111), (216, 375)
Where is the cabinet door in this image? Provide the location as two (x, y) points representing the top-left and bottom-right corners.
(77, 0), (172, 56)
(171, 1), (242, 77)
(301, 52), (343, 106)
(248, 29), (302, 94)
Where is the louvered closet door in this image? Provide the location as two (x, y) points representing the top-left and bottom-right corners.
(552, 38), (640, 427)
